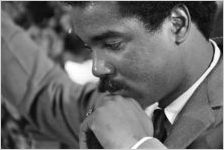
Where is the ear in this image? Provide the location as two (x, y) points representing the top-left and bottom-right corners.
(170, 5), (191, 44)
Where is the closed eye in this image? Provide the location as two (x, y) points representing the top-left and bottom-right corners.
(103, 41), (124, 51)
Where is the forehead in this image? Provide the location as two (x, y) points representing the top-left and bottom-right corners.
(70, 2), (143, 42)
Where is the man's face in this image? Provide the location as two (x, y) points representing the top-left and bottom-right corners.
(71, 2), (185, 108)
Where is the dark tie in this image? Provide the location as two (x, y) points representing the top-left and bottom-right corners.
(153, 109), (171, 143)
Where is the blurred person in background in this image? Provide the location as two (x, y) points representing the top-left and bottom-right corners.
(1, 1), (97, 148)
(2, 8), (98, 148)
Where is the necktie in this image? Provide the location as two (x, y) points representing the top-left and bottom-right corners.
(153, 109), (171, 143)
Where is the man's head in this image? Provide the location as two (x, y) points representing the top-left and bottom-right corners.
(67, 1), (217, 108)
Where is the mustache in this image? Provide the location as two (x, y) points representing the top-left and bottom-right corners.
(98, 77), (126, 93)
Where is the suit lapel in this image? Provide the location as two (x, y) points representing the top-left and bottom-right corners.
(164, 81), (215, 148)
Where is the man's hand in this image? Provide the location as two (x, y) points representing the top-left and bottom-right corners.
(79, 95), (154, 149)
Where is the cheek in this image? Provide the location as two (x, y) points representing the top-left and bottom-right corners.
(116, 43), (173, 92)
(117, 46), (154, 83)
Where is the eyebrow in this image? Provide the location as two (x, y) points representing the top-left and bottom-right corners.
(91, 31), (124, 42)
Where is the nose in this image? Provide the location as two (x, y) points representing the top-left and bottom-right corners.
(92, 54), (114, 78)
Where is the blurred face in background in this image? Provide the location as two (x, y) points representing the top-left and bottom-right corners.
(71, 2), (185, 108)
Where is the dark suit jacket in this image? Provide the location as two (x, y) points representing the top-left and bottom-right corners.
(165, 49), (223, 149)
(2, 10), (223, 149)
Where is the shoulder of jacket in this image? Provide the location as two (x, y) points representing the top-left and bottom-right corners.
(206, 56), (223, 108)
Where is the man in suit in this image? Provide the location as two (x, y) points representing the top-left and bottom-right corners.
(66, 1), (222, 149)
(2, 1), (222, 149)
(1, 9), (141, 148)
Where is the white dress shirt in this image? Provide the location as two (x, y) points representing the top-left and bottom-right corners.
(131, 39), (221, 149)
(164, 40), (221, 124)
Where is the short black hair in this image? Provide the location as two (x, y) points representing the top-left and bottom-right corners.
(64, 1), (217, 39)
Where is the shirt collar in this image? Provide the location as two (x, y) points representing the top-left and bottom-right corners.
(145, 39), (221, 124)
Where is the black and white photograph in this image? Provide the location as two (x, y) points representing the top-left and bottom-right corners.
(1, 1), (223, 149)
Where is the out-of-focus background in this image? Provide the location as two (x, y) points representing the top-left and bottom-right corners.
(1, 1), (99, 148)
(1, 1), (223, 149)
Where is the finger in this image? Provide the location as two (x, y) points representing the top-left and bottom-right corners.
(79, 122), (88, 148)
(79, 114), (94, 148)
(79, 127), (88, 148)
